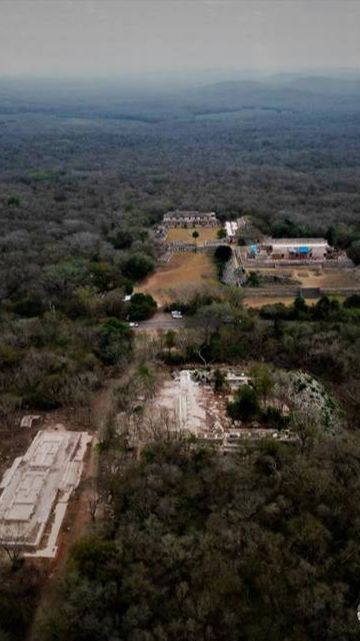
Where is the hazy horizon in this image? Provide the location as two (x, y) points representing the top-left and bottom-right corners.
(0, 0), (359, 79)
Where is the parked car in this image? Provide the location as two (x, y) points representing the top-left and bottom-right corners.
(129, 322), (139, 328)
(171, 310), (183, 319)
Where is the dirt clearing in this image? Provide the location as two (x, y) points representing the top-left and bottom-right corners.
(294, 267), (359, 288)
(166, 227), (220, 243)
(247, 266), (358, 289)
(137, 252), (217, 305)
(243, 296), (317, 309)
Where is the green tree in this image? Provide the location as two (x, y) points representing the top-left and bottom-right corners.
(213, 368), (226, 391)
(347, 240), (360, 265)
(164, 330), (176, 357)
(227, 384), (259, 421)
(214, 244), (232, 262)
(250, 363), (274, 405)
(128, 293), (157, 321)
(42, 260), (88, 300)
(312, 296), (340, 321)
(122, 253), (154, 281)
(293, 294), (309, 319)
(190, 302), (233, 345)
(96, 318), (132, 365)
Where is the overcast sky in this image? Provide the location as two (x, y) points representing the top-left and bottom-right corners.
(0, 0), (359, 78)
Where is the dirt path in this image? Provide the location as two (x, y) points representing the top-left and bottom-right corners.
(136, 312), (184, 332)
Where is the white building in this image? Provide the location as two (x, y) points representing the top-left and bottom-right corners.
(263, 238), (331, 260)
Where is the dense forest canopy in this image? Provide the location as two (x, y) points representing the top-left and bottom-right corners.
(40, 438), (360, 641)
(1, 75), (360, 231)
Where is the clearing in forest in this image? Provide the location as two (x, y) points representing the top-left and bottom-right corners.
(137, 252), (217, 305)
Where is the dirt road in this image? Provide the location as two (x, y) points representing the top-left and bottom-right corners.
(136, 312), (185, 332)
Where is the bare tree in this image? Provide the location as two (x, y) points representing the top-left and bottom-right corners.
(290, 408), (321, 455)
(0, 524), (25, 570)
(87, 477), (101, 522)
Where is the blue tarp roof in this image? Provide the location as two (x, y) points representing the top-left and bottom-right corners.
(298, 246), (310, 253)
(249, 244), (257, 252)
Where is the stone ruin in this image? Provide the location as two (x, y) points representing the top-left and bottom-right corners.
(0, 429), (91, 558)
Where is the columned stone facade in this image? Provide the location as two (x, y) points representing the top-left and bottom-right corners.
(163, 210), (218, 228)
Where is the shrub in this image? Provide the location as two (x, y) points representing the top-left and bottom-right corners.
(214, 244), (232, 279)
(7, 196), (20, 206)
(261, 406), (288, 429)
(259, 303), (292, 320)
(344, 294), (360, 308)
(312, 296), (340, 321)
(245, 271), (260, 287)
(347, 240), (360, 265)
(227, 384), (259, 421)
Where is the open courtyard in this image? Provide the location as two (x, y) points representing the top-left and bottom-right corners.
(165, 226), (220, 244)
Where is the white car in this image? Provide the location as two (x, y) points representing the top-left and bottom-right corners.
(171, 310), (183, 319)
(129, 322), (139, 328)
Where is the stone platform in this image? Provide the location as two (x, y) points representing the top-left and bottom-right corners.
(0, 430), (91, 557)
